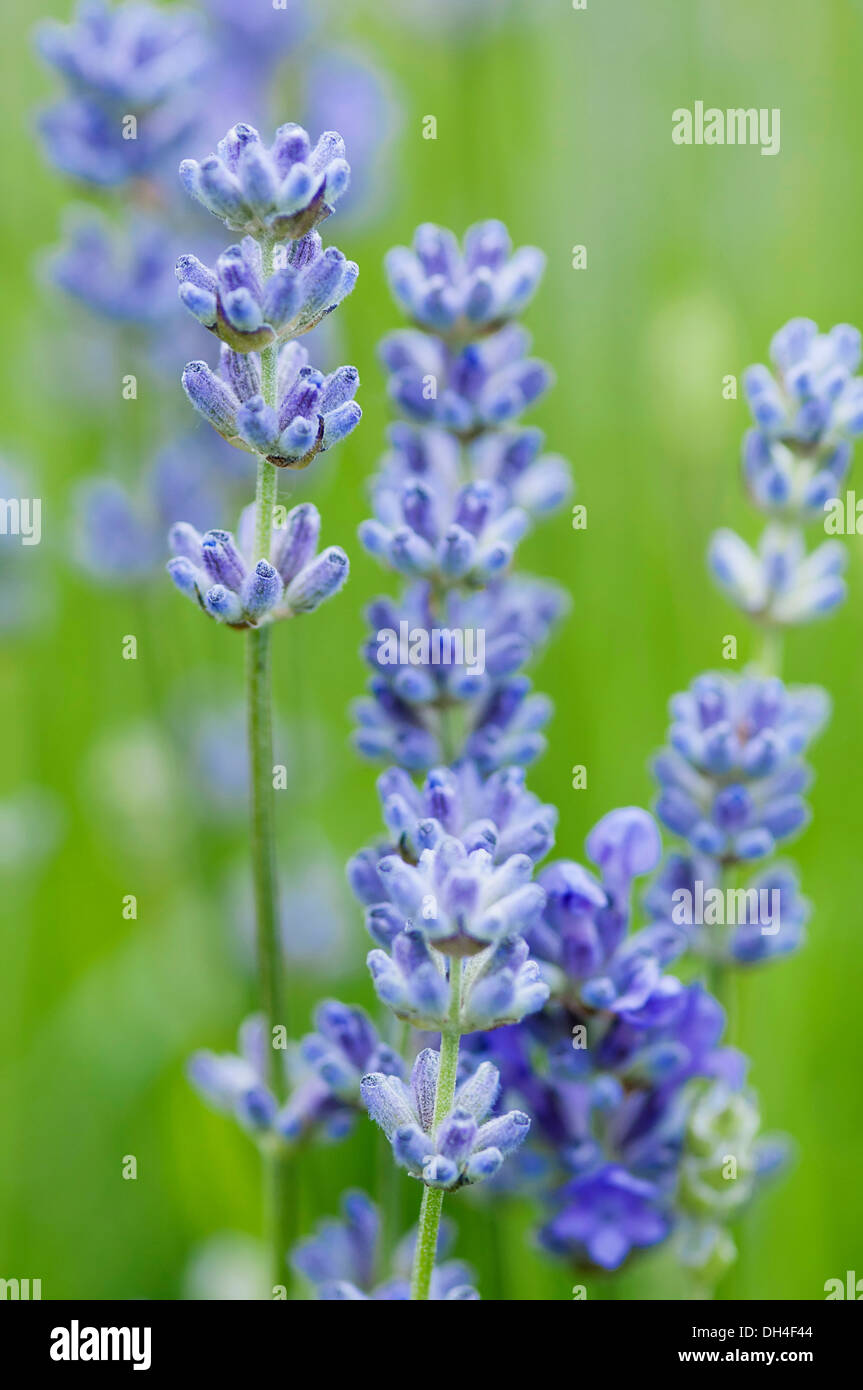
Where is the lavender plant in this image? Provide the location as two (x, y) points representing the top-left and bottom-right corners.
(643, 319), (863, 1281)
(170, 117), (361, 1292)
(652, 320), (863, 980)
(276, 221), (743, 1301)
(340, 221), (578, 1298)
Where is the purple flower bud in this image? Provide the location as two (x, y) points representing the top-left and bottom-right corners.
(236, 397), (280, 454)
(167, 555), (203, 604)
(271, 503), (321, 585)
(284, 546), (350, 614)
(204, 584), (243, 623)
(201, 529), (246, 590)
(241, 560), (283, 620)
(182, 361), (238, 437)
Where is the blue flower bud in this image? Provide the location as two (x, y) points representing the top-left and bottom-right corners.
(284, 546), (350, 614)
(321, 400), (362, 451)
(272, 503), (321, 585)
(236, 397), (281, 454)
(167, 555), (204, 604)
(262, 269), (301, 329)
(182, 361), (238, 437)
(204, 584), (244, 623)
(201, 529), (246, 590)
(241, 560), (283, 619)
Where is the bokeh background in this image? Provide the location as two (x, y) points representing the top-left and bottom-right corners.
(2, 0), (863, 1300)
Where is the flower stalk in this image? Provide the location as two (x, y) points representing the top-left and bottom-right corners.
(410, 962), (462, 1301)
(167, 120), (360, 1298)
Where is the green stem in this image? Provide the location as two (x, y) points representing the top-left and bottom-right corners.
(246, 625), (285, 1093)
(247, 625), (293, 1293)
(264, 1140), (295, 1297)
(246, 233), (293, 1295)
(757, 623), (784, 679)
(410, 961), (462, 1301)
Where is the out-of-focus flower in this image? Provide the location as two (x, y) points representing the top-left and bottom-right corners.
(45, 208), (176, 325)
(381, 323), (552, 438)
(386, 222), (545, 338)
(35, 0), (209, 185)
(72, 477), (161, 580)
(743, 319), (863, 453)
(303, 49), (400, 228)
(653, 673), (828, 861)
(382, 429), (568, 574)
(710, 318), (863, 627)
(71, 433), (242, 584)
(645, 853), (808, 965)
(741, 428), (850, 520)
(292, 1190), (478, 1300)
(360, 468), (529, 586)
(541, 1165), (670, 1270)
(279, 1001), (404, 1143)
(201, 0), (314, 67)
(189, 1004), (401, 1146)
(708, 524), (847, 625)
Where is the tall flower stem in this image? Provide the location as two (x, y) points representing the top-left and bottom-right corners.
(246, 234), (292, 1294)
(247, 623), (292, 1294)
(410, 960), (462, 1301)
(757, 623), (784, 680)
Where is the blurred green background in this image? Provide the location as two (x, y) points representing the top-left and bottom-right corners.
(2, 0), (862, 1300)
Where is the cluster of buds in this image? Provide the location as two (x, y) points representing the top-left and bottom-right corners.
(362, 1052), (530, 1191)
(167, 502), (348, 628)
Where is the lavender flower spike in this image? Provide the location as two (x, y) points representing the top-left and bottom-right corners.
(385, 220), (546, 336)
(653, 672), (829, 861)
(179, 123), (350, 238)
(168, 104), (361, 1298)
(36, 0), (208, 186)
(709, 318), (863, 629)
(292, 1191), (478, 1300)
(188, 1005), (400, 1149)
(361, 1050), (529, 1190)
